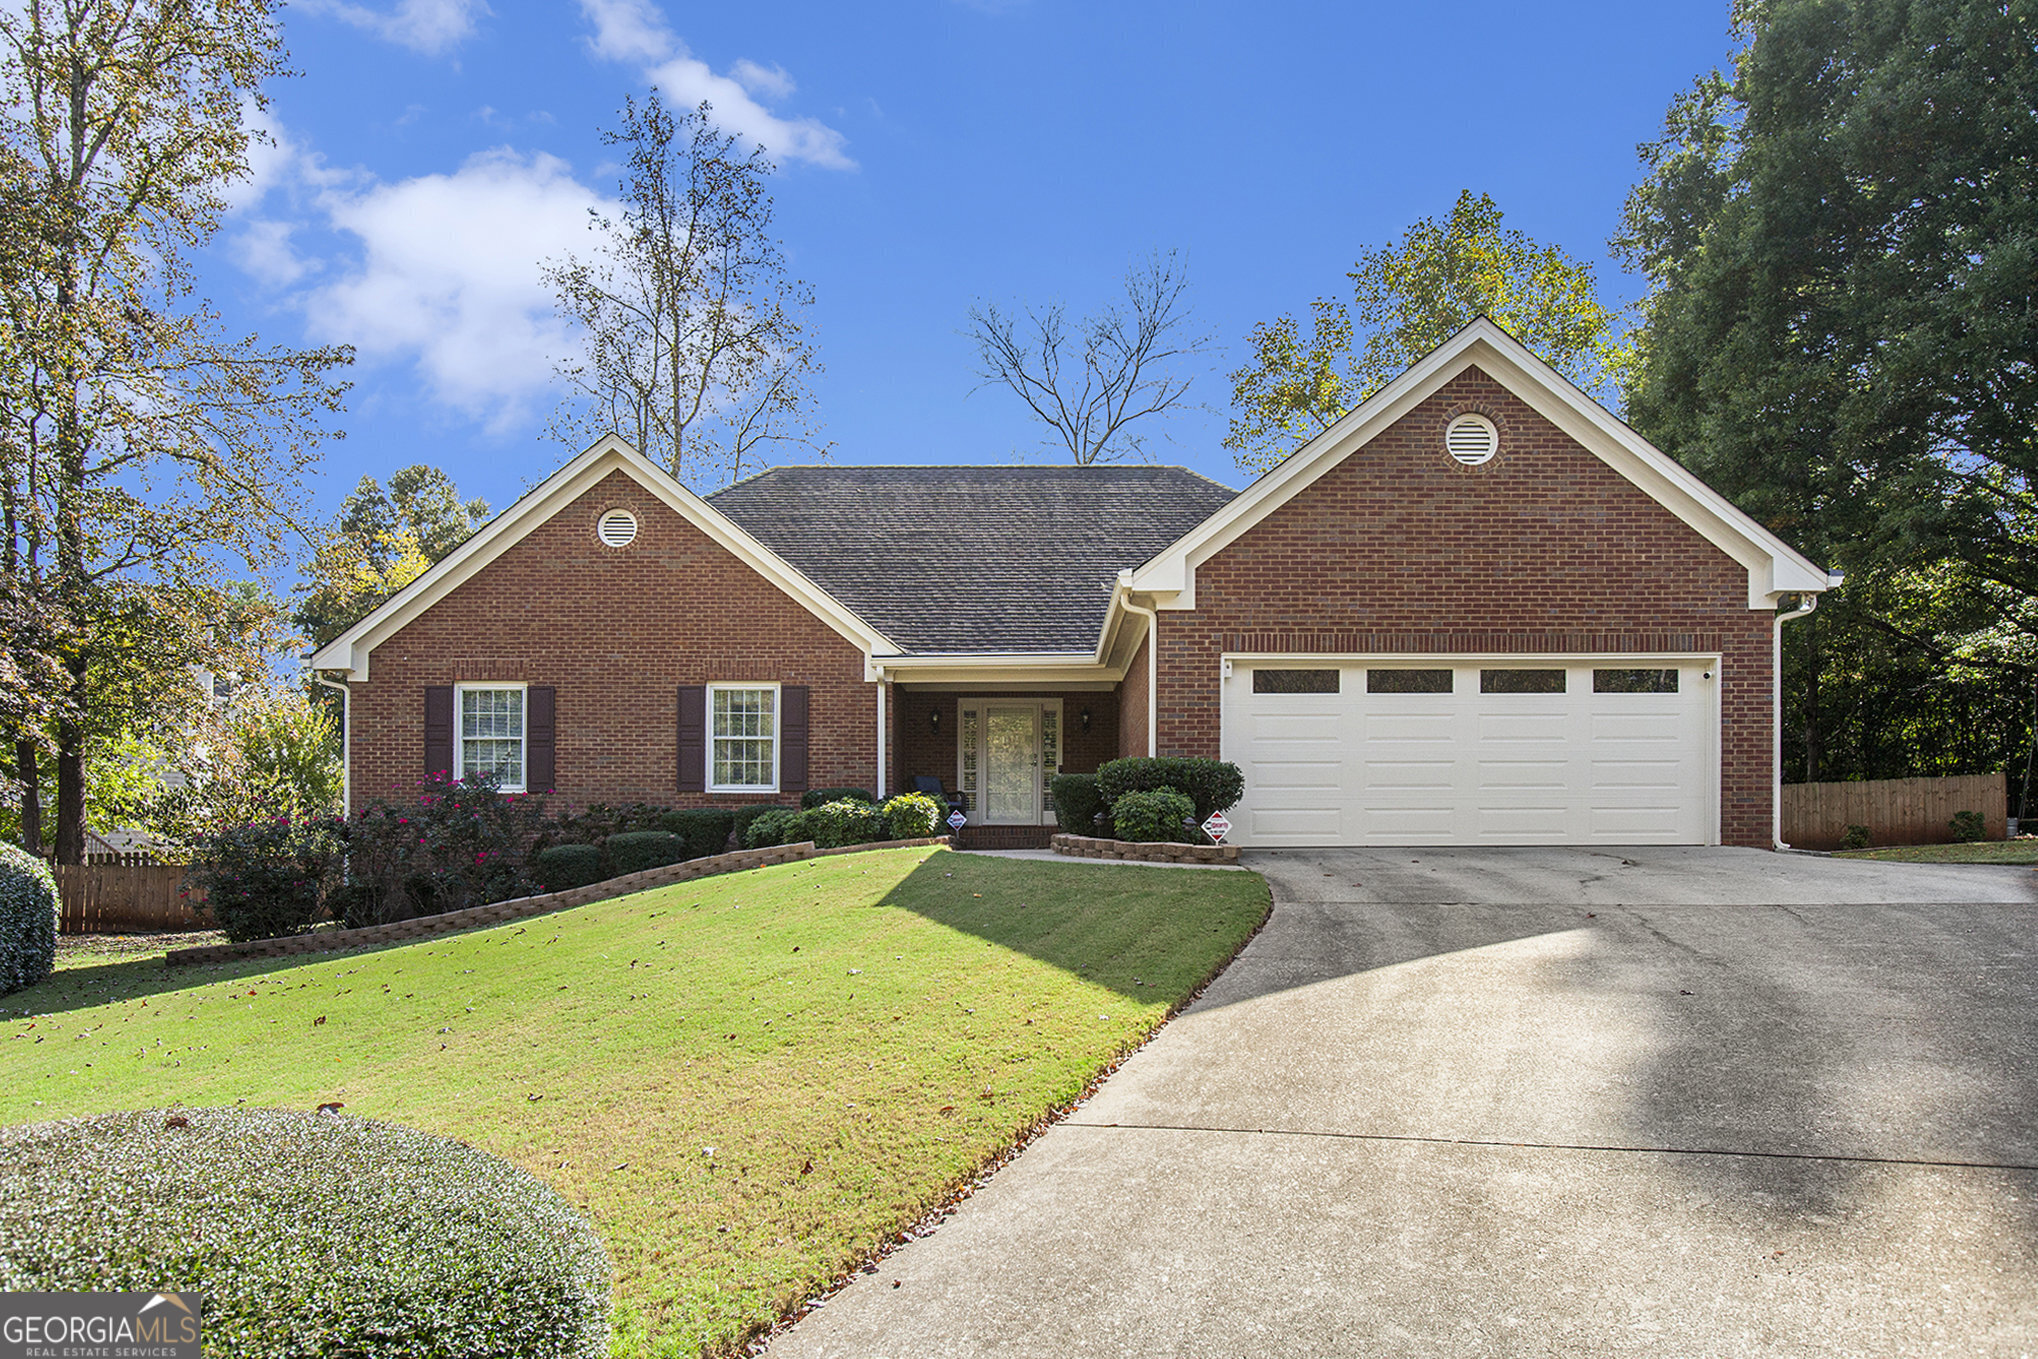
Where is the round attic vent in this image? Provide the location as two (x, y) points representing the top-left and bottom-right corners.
(596, 508), (638, 548)
(1445, 413), (1498, 465)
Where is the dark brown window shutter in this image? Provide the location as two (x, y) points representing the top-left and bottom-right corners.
(780, 685), (809, 793)
(424, 686), (454, 779)
(677, 685), (706, 793)
(525, 686), (556, 792)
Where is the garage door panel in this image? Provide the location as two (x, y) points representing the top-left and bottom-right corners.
(1226, 658), (1714, 847)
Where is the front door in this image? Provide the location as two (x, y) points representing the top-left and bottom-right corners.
(956, 698), (1063, 825)
(984, 704), (1041, 823)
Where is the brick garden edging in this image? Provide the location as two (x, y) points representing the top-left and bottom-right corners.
(163, 836), (952, 967)
(1050, 833), (1240, 865)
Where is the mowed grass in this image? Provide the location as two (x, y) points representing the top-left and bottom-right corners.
(1834, 839), (2038, 864)
(2, 847), (1269, 1356)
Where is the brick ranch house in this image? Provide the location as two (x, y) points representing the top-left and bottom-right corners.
(311, 319), (1835, 850)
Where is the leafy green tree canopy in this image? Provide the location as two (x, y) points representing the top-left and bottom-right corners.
(295, 467), (487, 649)
(1226, 190), (1625, 473)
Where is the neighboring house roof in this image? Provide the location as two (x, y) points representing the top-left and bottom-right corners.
(1128, 317), (1835, 610)
(707, 466), (1236, 654)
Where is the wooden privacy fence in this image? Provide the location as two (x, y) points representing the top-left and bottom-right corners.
(1782, 773), (2007, 850)
(55, 863), (213, 935)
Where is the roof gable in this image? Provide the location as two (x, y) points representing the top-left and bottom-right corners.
(309, 436), (896, 680)
(1127, 318), (1832, 609)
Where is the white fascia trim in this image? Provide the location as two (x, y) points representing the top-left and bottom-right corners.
(877, 651), (1125, 687)
(309, 435), (897, 680)
(1127, 318), (1833, 611)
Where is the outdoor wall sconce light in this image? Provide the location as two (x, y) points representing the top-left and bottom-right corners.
(929, 708), (941, 734)
(1079, 707), (1092, 732)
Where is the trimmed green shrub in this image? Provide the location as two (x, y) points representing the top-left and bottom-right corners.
(742, 808), (805, 849)
(801, 787), (874, 810)
(808, 799), (885, 849)
(0, 1107), (609, 1358)
(729, 803), (795, 846)
(1838, 823), (1872, 851)
(547, 802), (667, 845)
(603, 830), (689, 876)
(880, 792), (942, 841)
(1949, 809), (1987, 843)
(535, 844), (605, 892)
(1049, 773), (1105, 836)
(657, 808), (736, 859)
(0, 841), (57, 997)
(187, 816), (346, 944)
(1111, 787), (1196, 843)
(1095, 757), (1244, 823)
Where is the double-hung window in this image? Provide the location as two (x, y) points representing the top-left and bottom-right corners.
(708, 683), (778, 792)
(456, 683), (526, 791)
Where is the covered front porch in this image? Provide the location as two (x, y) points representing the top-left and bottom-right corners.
(888, 685), (1126, 849)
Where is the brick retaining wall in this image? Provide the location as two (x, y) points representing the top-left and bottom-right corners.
(1051, 833), (1240, 865)
(165, 837), (951, 967)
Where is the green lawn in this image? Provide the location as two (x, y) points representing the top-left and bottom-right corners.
(1833, 839), (2038, 864)
(3, 846), (1269, 1357)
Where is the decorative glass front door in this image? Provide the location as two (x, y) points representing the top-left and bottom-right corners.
(985, 706), (1039, 823)
(957, 698), (1063, 825)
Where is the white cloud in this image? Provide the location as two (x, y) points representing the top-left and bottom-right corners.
(299, 0), (490, 55)
(304, 149), (616, 425)
(575, 0), (852, 169)
(235, 219), (312, 286)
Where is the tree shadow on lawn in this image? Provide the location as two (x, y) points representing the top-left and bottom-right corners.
(867, 851), (1275, 1005)
(14, 943), (392, 1019)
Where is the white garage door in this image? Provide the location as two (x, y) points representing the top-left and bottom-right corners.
(1221, 658), (1718, 847)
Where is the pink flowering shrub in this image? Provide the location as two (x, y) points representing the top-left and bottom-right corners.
(331, 773), (548, 927)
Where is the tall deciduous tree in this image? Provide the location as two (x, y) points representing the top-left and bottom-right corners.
(0, 0), (352, 861)
(964, 250), (1209, 466)
(295, 466), (487, 649)
(1226, 191), (1625, 473)
(1616, 0), (2038, 798)
(545, 92), (821, 490)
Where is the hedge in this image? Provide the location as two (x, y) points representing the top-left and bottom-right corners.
(728, 804), (795, 846)
(1049, 773), (1105, 836)
(742, 807), (808, 850)
(880, 793), (942, 841)
(800, 787), (874, 810)
(0, 1107), (609, 1359)
(1095, 757), (1244, 824)
(534, 844), (605, 893)
(0, 841), (56, 997)
(656, 808), (736, 859)
(1111, 788), (1196, 843)
(602, 830), (689, 877)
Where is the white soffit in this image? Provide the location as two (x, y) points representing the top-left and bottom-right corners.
(309, 435), (897, 680)
(1127, 318), (1831, 609)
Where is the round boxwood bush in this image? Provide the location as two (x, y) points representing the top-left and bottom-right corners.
(534, 843), (605, 892)
(880, 792), (941, 841)
(655, 808), (736, 859)
(0, 1107), (610, 1358)
(1111, 787), (1196, 843)
(0, 840), (57, 997)
(807, 798), (884, 849)
(602, 829), (689, 876)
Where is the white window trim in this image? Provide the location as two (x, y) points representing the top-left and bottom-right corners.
(706, 681), (782, 794)
(453, 681), (528, 793)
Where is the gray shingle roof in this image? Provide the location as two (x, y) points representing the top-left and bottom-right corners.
(707, 465), (1236, 653)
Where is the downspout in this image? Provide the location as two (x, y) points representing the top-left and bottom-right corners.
(1118, 592), (1159, 758)
(1772, 587), (1829, 850)
(312, 673), (351, 819)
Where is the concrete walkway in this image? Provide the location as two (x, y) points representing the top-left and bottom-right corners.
(769, 847), (2038, 1358)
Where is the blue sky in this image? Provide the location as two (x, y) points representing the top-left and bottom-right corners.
(220, 0), (1734, 522)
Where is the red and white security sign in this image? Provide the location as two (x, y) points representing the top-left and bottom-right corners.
(1201, 811), (1231, 843)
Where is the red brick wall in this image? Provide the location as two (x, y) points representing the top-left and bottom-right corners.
(347, 469), (876, 812)
(891, 688), (1120, 800)
(1117, 634), (1150, 760)
(1159, 366), (1777, 847)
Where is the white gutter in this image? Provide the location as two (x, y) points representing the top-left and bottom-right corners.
(1115, 581), (1159, 758)
(1772, 578), (1837, 849)
(874, 666), (888, 800)
(311, 673), (351, 818)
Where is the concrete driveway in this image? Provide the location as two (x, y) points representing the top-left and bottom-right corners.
(769, 847), (2038, 1358)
